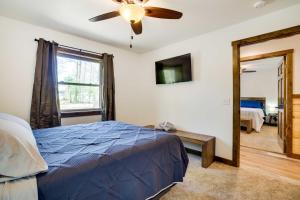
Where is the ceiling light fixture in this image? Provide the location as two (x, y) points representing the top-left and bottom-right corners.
(119, 3), (145, 24)
(253, 0), (267, 8)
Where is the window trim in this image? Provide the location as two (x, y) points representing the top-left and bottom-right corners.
(57, 48), (103, 118)
(58, 81), (100, 87)
(57, 47), (103, 60)
(61, 109), (102, 118)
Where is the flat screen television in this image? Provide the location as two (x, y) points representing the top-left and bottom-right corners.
(155, 53), (192, 84)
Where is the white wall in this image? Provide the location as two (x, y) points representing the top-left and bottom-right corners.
(241, 68), (278, 114)
(241, 34), (300, 94)
(138, 4), (300, 160)
(0, 16), (148, 125)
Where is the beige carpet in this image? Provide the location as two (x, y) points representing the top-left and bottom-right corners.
(240, 125), (282, 153)
(161, 154), (300, 200)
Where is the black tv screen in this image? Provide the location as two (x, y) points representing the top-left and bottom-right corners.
(155, 54), (192, 84)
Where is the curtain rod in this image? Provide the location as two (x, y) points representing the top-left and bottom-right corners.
(34, 38), (103, 56)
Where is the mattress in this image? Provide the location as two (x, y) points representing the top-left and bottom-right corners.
(241, 107), (265, 132)
(33, 121), (189, 200)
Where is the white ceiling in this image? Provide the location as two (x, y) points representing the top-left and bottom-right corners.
(0, 0), (299, 53)
(241, 57), (283, 71)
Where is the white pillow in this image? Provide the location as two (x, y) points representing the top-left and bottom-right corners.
(0, 113), (31, 131)
(0, 114), (48, 183)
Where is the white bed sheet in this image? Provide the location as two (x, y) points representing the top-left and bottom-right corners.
(241, 107), (265, 132)
(0, 176), (37, 200)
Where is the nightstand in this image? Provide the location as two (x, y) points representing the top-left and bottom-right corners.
(265, 113), (278, 126)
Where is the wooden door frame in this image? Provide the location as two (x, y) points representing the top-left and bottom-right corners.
(231, 25), (300, 167)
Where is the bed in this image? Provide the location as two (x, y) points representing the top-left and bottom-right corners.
(240, 97), (266, 132)
(33, 121), (189, 200)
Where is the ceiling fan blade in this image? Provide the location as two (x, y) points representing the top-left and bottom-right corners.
(112, 0), (130, 3)
(112, 0), (123, 3)
(144, 7), (183, 19)
(244, 70), (257, 73)
(135, 0), (149, 4)
(89, 11), (120, 22)
(131, 21), (143, 35)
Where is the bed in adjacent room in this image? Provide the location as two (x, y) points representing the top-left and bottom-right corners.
(240, 97), (266, 132)
(0, 115), (188, 200)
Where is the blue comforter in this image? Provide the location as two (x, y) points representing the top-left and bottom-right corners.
(34, 121), (188, 200)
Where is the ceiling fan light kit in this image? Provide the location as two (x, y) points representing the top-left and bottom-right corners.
(119, 3), (145, 23)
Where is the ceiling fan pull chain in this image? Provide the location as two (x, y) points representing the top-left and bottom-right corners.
(130, 28), (134, 48)
(130, 35), (133, 48)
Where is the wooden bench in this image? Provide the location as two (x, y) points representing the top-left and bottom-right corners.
(171, 130), (215, 168)
(145, 125), (215, 168)
(240, 118), (252, 133)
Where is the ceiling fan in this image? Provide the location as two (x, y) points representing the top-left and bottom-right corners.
(89, 0), (183, 35)
(240, 68), (257, 74)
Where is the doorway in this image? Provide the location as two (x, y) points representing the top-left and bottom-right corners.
(239, 51), (293, 154)
(231, 25), (300, 167)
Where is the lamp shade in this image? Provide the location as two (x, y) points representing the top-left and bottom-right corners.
(119, 4), (145, 23)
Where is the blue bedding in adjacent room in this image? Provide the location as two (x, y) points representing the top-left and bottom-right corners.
(33, 121), (189, 200)
(240, 100), (264, 109)
(240, 100), (266, 116)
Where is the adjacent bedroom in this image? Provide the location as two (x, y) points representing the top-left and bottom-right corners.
(1, 0), (300, 200)
(240, 56), (283, 153)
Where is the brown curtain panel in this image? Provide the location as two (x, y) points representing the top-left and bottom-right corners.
(30, 39), (61, 129)
(101, 53), (115, 121)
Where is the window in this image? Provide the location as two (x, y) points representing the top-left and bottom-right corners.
(57, 48), (103, 117)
